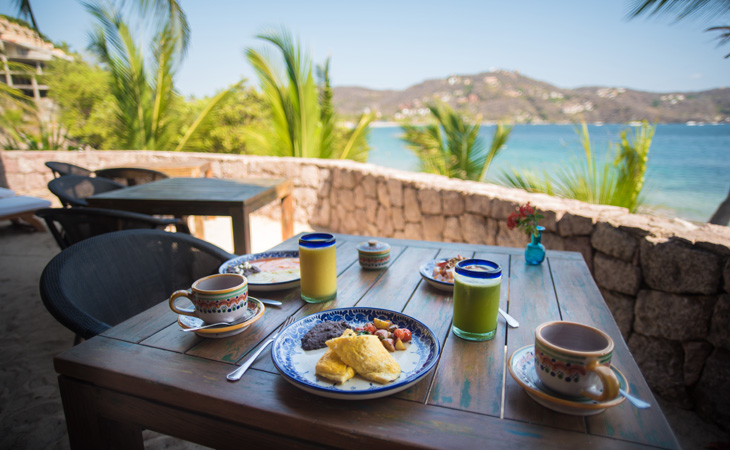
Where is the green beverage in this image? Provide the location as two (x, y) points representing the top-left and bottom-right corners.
(452, 259), (502, 341)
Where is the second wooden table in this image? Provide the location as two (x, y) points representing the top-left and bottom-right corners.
(87, 177), (293, 255)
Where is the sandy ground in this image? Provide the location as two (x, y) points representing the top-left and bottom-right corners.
(0, 214), (728, 449)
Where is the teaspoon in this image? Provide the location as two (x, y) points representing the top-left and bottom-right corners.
(620, 388), (651, 409)
(499, 308), (519, 328)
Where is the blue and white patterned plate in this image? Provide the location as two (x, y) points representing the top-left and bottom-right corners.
(508, 345), (627, 415)
(271, 307), (441, 400)
(219, 250), (299, 292)
(419, 258), (456, 292)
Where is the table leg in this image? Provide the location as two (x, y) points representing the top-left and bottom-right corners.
(58, 376), (144, 450)
(230, 206), (251, 255)
(281, 193), (294, 241)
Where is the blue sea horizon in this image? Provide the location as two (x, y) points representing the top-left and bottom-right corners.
(366, 123), (730, 224)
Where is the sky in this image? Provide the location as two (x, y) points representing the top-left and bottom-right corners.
(2, 0), (729, 98)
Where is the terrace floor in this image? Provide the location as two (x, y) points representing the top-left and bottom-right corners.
(0, 216), (728, 450)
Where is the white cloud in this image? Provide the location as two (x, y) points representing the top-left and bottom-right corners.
(690, 73), (703, 79)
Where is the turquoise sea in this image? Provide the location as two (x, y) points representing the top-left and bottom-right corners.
(366, 123), (730, 224)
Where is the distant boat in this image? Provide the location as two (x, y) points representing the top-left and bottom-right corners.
(686, 121), (697, 126)
(628, 121), (642, 126)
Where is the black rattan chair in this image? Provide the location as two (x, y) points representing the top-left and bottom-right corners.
(47, 175), (125, 207)
(45, 161), (93, 178)
(95, 167), (169, 186)
(39, 229), (235, 341)
(36, 207), (187, 250)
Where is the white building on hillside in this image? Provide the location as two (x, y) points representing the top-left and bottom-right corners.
(0, 16), (72, 102)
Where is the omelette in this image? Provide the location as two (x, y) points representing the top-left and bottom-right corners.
(325, 333), (401, 384)
(315, 329), (356, 384)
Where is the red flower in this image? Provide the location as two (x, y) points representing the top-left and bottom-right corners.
(507, 203), (544, 238)
(507, 212), (518, 230)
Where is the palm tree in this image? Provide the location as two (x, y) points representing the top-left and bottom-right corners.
(12, 0), (38, 32)
(500, 122), (655, 213)
(84, 1), (235, 150)
(401, 102), (512, 182)
(245, 28), (372, 160)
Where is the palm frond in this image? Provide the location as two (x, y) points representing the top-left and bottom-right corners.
(627, 0), (730, 22)
(12, 0), (39, 31)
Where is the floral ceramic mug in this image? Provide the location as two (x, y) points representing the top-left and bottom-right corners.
(169, 273), (248, 324)
(534, 321), (619, 402)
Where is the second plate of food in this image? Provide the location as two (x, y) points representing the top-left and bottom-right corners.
(219, 250), (300, 291)
(271, 307), (441, 400)
(419, 256), (466, 292)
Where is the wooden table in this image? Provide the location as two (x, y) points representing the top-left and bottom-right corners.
(87, 177), (294, 255)
(54, 234), (679, 449)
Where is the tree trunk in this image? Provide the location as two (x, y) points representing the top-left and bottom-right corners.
(709, 186), (730, 226)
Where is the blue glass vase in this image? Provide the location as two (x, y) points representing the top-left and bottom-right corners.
(525, 226), (546, 265)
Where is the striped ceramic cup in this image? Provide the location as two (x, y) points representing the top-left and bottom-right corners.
(534, 321), (619, 402)
(169, 273), (248, 324)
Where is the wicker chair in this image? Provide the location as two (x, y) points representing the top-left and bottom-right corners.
(47, 175), (126, 208)
(95, 167), (169, 186)
(45, 161), (93, 178)
(36, 207), (186, 250)
(39, 229), (234, 341)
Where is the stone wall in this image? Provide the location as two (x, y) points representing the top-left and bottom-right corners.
(3, 149), (730, 429)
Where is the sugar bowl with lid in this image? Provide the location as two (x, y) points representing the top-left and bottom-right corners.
(356, 239), (391, 270)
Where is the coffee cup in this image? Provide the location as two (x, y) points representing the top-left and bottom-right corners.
(534, 321), (619, 402)
(169, 273), (248, 324)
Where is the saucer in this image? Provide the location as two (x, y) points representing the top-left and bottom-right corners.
(508, 345), (627, 416)
(177, 297), (265, 338)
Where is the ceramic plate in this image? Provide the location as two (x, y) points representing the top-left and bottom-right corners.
(177, 297), (265, 338)
(219, 250), (300, 291)
(508, 345), (627, 415)
(419, 258), (457, 292)
(271, 307), (441, 400)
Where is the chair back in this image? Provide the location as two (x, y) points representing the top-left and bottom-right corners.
(39, 229), (235, 340)
(95, 167), (169, 186)
(36, 207), (184, 250)
(48, 175), (125, 207)
(45, 161), (93, 178)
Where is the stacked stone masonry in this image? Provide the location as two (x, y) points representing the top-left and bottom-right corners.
(3, 149), (730, 430)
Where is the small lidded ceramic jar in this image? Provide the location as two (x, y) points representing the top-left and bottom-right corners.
(356, 240), (391, 270)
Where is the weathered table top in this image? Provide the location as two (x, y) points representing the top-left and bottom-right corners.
(54, 234), (678, 449)
(87, 177), (294, 254)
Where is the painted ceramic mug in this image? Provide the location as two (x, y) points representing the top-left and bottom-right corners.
(169, 273), (248, 323)
(534, 321), (619, 402)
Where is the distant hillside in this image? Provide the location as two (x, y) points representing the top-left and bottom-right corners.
(332, 70), (730, 124)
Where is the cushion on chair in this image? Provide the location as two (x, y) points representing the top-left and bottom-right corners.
(0, 188), (15, 199)
(0, 196), (51, 219)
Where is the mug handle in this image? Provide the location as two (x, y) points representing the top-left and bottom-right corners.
(582, 360), (620, 402)
(169, 289), (196, 317)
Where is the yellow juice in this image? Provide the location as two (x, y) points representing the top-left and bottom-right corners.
(299, 234), (337, 303)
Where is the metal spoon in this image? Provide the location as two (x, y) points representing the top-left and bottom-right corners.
(499, 308), (519, 328)
(620, 388), (651, 409)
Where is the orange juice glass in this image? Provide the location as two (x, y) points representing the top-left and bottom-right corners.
(299, 233), (337, 303)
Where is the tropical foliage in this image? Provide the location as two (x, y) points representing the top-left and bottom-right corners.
(245, 28), (373, 160)
(83, 0), (236, 151)
(45, 57), (117, 149)
(401, 102), (512, 181)
(500, 121), (655, 213)
(629, 0), (730, 57)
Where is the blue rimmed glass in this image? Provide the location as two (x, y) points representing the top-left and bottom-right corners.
(298, 233), (337, 303)
(452, 259), (502, 341)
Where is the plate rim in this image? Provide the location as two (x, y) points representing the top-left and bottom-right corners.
(177, 297), (265, 334)
(508, 344), (627, 410)
(271, 307), (441, 399)
(219, 250), (300, 288)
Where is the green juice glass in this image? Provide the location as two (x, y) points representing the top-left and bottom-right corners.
(452, 259), (502, 341)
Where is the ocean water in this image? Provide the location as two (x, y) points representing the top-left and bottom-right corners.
(366, 123), (730, 224)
